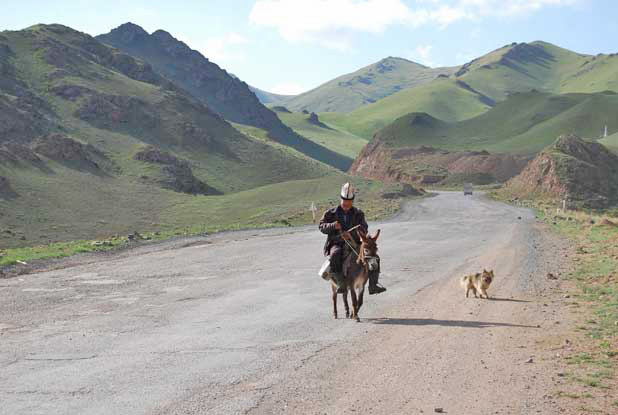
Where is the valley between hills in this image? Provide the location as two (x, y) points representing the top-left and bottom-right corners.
(1, 18), (618, 415)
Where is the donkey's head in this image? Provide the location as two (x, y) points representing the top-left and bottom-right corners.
(356, 229), (380, 271)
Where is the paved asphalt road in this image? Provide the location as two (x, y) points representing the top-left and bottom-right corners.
(1, 192), (543, 414)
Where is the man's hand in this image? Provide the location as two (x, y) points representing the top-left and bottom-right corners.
(342, 231), (353, 241)
(334, 222), (342, 230)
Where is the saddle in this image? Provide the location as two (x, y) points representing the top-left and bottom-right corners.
(318, 242), (360, 281)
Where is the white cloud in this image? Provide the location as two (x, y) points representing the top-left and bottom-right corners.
(409, 44), (437, 67)
(249, 0), (581, 48)
(250, 0), (428, 50)
(196, 32), (250, 64)
(457, 0), (580, 19)
(455, 51), (476, 64)
(269, 82), (308, 95)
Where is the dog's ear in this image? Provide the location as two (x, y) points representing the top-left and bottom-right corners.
(490, 270), (495, 277)
(372, 229), (380, 241)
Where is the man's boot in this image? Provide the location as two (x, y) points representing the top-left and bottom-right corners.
(332, 272), (347, 294)
(368, 270), (386, 295)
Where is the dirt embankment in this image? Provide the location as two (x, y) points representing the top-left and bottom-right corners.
(350, 140), (531, 185)
(503, 134), (618, 208)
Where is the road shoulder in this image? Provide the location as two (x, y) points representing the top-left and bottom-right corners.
(243, 221), (576, 414)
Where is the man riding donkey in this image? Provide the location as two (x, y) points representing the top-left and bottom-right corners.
(319, 183), (386, 295)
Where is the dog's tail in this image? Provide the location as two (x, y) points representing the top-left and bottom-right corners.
(460, 275), (470, 287)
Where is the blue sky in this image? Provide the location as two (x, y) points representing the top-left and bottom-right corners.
(2, 0), (617, 94)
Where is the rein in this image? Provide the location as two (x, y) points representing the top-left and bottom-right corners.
(338, 224), (362, 258)
(337, 225), (377, 269)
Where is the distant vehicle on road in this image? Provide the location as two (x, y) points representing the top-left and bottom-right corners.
(464, 183), (473, 196)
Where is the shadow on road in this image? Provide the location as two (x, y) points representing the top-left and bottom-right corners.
(487, 297), (530, 303)
(365, 317), (538, 329)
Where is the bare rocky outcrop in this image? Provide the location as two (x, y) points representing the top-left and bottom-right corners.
(307, 112), (333, 130)
(272, 106), (291, 113)
(0, 176), (17, 199)
(50, 84), (92, 101)
(350, 140), (530, 186)
(0, 143), (41, 163)
(503, 134), (618, 208)
(32, 134), (102, 167)
(75, 92), (157, 129)
(133, 146), (220, 195)
(0, 94), (53, 145)
(0, 176), (11, 191)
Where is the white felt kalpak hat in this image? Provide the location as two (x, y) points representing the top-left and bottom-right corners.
(340, 182), (355, 200)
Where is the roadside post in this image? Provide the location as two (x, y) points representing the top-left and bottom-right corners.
(310, 201), (317, 223)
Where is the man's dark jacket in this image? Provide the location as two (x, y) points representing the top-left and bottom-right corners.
(319, 205), (368, 255)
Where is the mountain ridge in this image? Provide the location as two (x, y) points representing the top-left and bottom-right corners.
(323, 40), (618, 140)
(278, 56), (459, 113)
(97, 23), (351, 170)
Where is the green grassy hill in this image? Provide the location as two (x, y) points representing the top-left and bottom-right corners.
(319, 41), (618, 141)
(321, 77), (493, 139)
(282, 57), (458, 113)
(0, 24), (344, 249)
(599, 131), (618, 151)
(374, 90), (618, 154)
(273, 110), (368, 158)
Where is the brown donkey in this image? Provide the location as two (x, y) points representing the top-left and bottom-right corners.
(330, 229), (380, 322)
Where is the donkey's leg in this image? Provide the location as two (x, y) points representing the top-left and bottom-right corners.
(342, 289), (350, 318)
(331, 284), (338, 319)
(349, 287), (360, 322)
(357, 285), (365, 313)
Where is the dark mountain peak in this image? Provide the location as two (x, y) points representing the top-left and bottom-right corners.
(151, 29), (176, 42)
(106, 22), (149, 43)
(113, 22), (148, 35)
(97, 24), (349, 170)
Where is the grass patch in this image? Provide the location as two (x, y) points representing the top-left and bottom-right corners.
(494, 192), (618, 410)
(1, 175), (418, 268)
(274, 111), (368, 159)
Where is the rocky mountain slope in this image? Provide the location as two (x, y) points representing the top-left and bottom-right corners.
(503, 135), (618, 208)
(0, 24), (335, 248)
(348, 89), (618, 185)
(97, 23), (349, 170)
(350, 141), (530, 186)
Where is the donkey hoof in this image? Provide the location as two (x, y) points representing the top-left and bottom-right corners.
(355, 317), (361, 323)
(333, 314), (338, 319)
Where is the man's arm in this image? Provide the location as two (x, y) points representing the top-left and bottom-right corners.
(358, 210), (369, 235)
(319, 210), (340, 235)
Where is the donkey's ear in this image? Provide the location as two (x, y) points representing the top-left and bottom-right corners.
(372, 229), (381, 241)
(357, 229), (367, 242)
